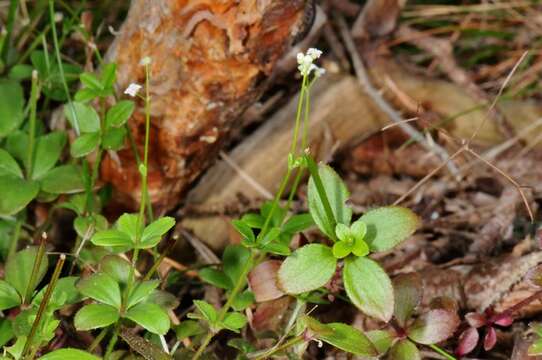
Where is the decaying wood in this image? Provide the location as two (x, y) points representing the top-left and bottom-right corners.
(100, 0), (313, 211)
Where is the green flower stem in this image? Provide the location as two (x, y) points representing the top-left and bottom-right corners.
(305, 156), (337, 241)
(24, 234), (47, 304)
(22, 254), (66, 360)
(26, 70), (39, 179)
(193, 250), (257, 360)
(261, 74), (308, 236)
(126, 126), (154, 221)
(88, 326), (108, 353)
(85, 98), (106, 213)
(428, 344), (456, 360)
(253, 335), (304, 360)
(105, 324), (120, 359)
(7, 218), (22, 260)
(1, 0), (18, 64)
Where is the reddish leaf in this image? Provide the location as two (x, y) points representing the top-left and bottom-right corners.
(465, 312), (486, 328)
(407, 309), (459, 345)
(251, 297), (290, 332)
(456, 327), (479, 356)
(484, 326), (497, 351)
(248, 260), (285, 302)
(393, 272), (422, 327)
(494, 314), (513, 327)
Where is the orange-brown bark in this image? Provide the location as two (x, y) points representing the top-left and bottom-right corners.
(101, 0), (310, 211)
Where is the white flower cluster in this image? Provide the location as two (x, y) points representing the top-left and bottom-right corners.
(124, 83), (142, 97)
(296, 48), (325, 78)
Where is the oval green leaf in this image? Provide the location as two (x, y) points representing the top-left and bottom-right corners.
(389, 339), (421, 360)
(0, 176), (39, 216)
(38, 348), (101, 360)
(125, 302), (170, 335)
(6, 247), (48, 301)
(359, 206), (420, 252)
(70, 132), (100, 158)
(0, 280), (21, 310)
(278, 244), (336, 294)
(64, 102), (100, 133)
(74, 303), (119, 331)
(40, 165), (85, 194)
(32, 132), (67, 180)
(106, 100), (135, 128)
(0, 80), (24, 138)
(77, 273), (122, 309)
(343, 256), (394, 322)
(0, 149), (22, 178)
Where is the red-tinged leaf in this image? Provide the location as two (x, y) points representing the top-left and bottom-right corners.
(248, 260), (285, 302)
(252, 297), (291, 333)
(494, 314), (513, 327)
(393, 272), (422, 327)
(484, 326), (497, 351)
(465, 312), (486, 328)
(407, 309), (460, 345)
(389, 339), (421, 360)
(456, 327), (479, 356)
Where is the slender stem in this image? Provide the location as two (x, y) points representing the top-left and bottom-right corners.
(428, 344), (456, 360)
(48, 0), (80, 135)
(7, 219), (22, 260)
(253, 335), (304, 360)
(192, 250), (256, 360)
(24, 234), (47, 304)
(126, 126), (154, 221)
(22, 254), (66, 360)
(143, 235), (178, 281)
(88, 326), (108, 353)
(26, 70), (39, 179)
(1, 0), (18, 64)
(105, 324), (119, 359)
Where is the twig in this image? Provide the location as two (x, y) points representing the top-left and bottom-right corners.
(335, 13), (460, 178)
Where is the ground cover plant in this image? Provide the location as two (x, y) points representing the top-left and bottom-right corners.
(1, 0), (542, 359)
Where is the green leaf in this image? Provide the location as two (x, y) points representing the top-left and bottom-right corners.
(259, 227), (281, 246)
(74, 303), (119, 330)
(32, 132), (67, 179)
(389, 339), (421, 360)
(126, 280), (160, 309)
(278, 244), (337, 294)
(100, 255), (131, 284)
(40, 165), (85, 194)
(343, 256), (394, 322)
(0, 280), (21, 310)
(232, 220), (255, 244)
(125, 302), (170, 335)
(70, 132), (100, 158)
(231, 290), (255, 311)
(6, 247), (48, 301)
(80, 72), (103, 91)
(101, 63), (117, 89)
(304, 316), (377, 356)
(106, 101), (135, 128)
(282, 213), (314, 234)
(0, 318), (14, 348)
(38, 348), (101, 360)
(77, 272), (122, 309)
(102, 126), (127, 150)
(393, 273), (422, 328)
(529, 339), (542, 356)
(0, 176), (39, 215)
(360, 206), (420, 252)
(193, 300), (218, 323)
(74, 214), (108, 239)
(350, 218), (367, 242)
(0, 80), (24, 138)
(116, 213), (140, 243)
(74, 88), (99, 102)
(64, 102), (100, 133)
(33, 277), (81, 310)
(140, 217), (175, 248)
(352, 237), (369, 257)
(366, 330), (394, 355)
(199, 268), (232, 290)
(223, 245), (251, 285)
(8, 64), (33, 80)
(308, 165), (352, 239)
(0, 149), (23, 178)
(222, 312), (247, 332)
(407, 309), (460, 345)
(91, 229), (133, 248)
(332, 240), (352, 259)
(175, 320), (205, 340)
(227, 338), (256, 354)
(240, 213), (264, 228)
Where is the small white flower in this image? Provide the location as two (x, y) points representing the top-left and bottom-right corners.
(307, 48), (322, 60)
(54, 12), (63, 23)
(296, 48), (325, 77)
(124, 83), (142, 97)
(314, 67), (326, 78)
(140, 56), (152, 66)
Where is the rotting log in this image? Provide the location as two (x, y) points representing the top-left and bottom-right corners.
(100, 0), (313, 212)
(182, 59), (542, 250)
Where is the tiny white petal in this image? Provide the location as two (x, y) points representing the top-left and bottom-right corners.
(296, 53), (305, 64)
(315, 67), (326, 77)
(307, 48), (322, 60)
(140, 56), (152, 66)
(124, 83), (142, 97)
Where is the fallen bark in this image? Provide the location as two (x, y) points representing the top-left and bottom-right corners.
(100, 0), (312, 211)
